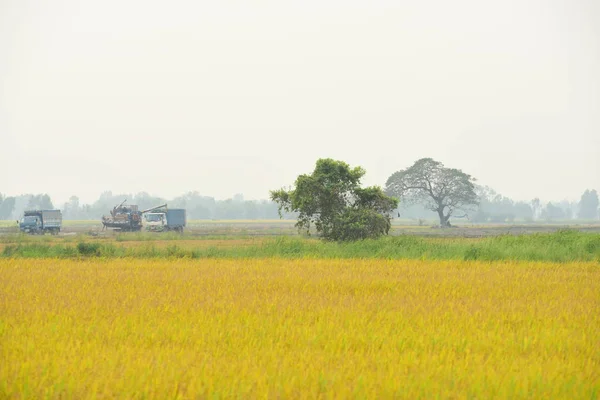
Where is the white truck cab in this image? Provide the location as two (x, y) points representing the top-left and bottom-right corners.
(143, 212), (166, 231)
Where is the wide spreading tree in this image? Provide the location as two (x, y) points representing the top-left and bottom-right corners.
(270, 159), (398, 241)
(385, 158), (478, 227)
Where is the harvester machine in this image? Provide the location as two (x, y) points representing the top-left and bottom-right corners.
(101, 200), (143, 232)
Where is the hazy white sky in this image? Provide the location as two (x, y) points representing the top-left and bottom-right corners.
(1, 0), (598, 206)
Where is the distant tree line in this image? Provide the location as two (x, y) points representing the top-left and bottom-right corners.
(1, 167), (598, 223)
(0, 191), (285, 220)
(0, 194), (54, 220)
(393, 187), (599, 224)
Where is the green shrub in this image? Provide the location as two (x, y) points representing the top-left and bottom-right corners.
(77, 242), (101, 257)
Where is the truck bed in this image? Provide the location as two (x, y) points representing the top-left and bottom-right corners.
(41, 210), (62, 229)
(166, 209), (186, 227)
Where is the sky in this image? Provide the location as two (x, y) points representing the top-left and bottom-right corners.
(1, 0), (599, 206)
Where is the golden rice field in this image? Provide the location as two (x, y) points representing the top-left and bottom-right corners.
(1, 258), (598, 399)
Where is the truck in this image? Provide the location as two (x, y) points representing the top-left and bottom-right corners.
(19, 209), (62, 235)
(143, 205), (186, 233)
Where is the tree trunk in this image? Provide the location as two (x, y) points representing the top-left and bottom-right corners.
(437, 208), (451, 228)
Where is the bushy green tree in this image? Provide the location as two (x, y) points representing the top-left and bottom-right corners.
(270, 159), (398, 241)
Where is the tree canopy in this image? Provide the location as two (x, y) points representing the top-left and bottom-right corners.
(270, 159), (398, 241)
(0, 195), (16, 220)
(27, 194), (54, 210)
(471, 185), (533, 223)
(578, 189), (599, 220)
(385, 158), (478, 227)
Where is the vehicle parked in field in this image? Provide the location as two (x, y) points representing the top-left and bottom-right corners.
(101, 200), (143, 232)
(143, 207), (186, 233)
(19, 209), (62, 234)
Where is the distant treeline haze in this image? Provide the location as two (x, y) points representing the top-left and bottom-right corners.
(0, 188), (598, 222)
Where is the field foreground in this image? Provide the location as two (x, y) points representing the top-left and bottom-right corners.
(1, 258), (598, 398)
